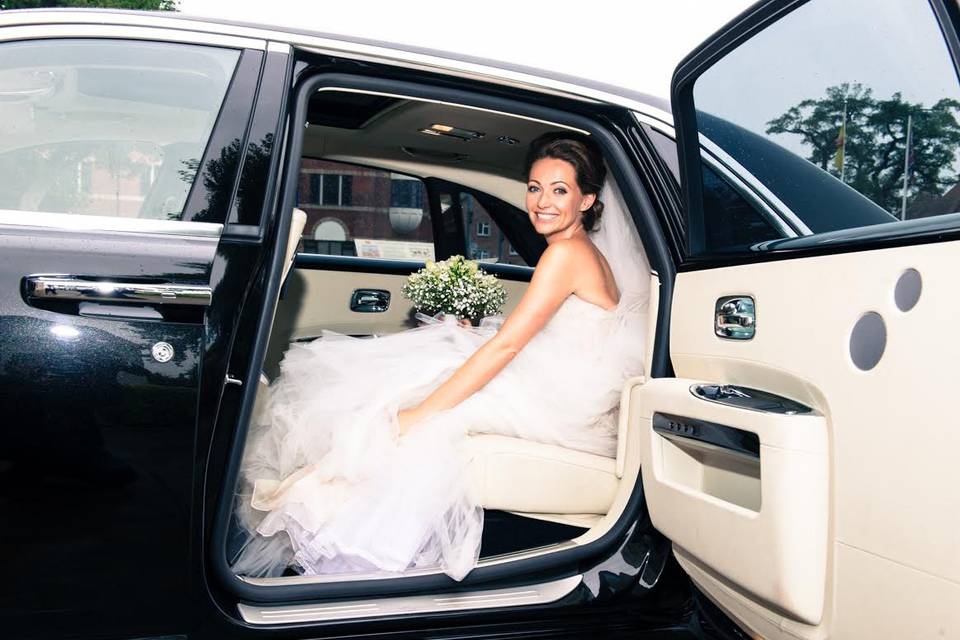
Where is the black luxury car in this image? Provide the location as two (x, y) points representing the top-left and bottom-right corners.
(2, 1), (959, 639)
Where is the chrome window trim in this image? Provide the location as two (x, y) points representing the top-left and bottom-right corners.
(634, 111), (808, 238)
(299, 44), (605, 104)
(0, 10), (667, 115)
(698, 135), (813, 236)
(0, 23), (266, 49)
(700, 146), (799, 239)
(237, 574), (582, 624)
(314, 86), (590, 135)
(0, 210), (223, 239)
(266, 40), (291, 54)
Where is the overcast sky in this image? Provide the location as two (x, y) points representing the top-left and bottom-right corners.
(178, 0), (753, 99)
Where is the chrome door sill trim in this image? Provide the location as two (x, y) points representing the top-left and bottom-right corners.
(237, 574), (581, 624)
(239, 541), (578, 586)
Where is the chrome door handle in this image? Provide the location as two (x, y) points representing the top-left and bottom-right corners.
(715, 296), (755, 339)
(23, 275), (212, 306)
(350, 289), (390, 313)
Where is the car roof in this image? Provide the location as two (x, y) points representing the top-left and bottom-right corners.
(0, 8), (673, 124)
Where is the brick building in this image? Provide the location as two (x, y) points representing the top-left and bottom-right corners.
(296, 158), (527, 265)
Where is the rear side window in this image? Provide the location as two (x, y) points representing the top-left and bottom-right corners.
(458, 192), (532, 266)
(687, 0), (960, 255)
(296, 159), (435, 260)
(0, 40), (239, 222)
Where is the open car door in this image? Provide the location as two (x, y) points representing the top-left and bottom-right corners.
(638, 0), (960, 637)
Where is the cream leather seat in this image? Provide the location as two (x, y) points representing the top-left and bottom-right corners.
(462, 434), (618, 527)
(282, 208), (308, 284)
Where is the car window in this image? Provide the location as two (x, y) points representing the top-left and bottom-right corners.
(0, 40), (239, 223)
(687, 0), (960, 255)
(459, 192), (532, 266)
(645, 126), (782, 252)
(296, 159), (435, 260)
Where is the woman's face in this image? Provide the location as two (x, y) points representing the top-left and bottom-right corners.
(526, 157), (596, 241)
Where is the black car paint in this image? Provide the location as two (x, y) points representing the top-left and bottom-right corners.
(0, 43), (265, 639)
(0, 226), (214, 637)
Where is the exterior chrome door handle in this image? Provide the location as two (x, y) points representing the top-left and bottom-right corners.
(350, 289), (390, 313)
(23, 275), (212, 306)
(715, 296), (755, 339)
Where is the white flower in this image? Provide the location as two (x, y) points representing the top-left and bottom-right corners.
(400, 254), (507, 321)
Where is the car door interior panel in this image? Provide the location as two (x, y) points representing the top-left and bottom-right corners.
(637, 377), (828, 624)
(661, 243), (960, 637)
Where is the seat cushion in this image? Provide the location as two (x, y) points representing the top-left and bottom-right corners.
(251, 378), (617, 516)
(462, 434), (618, 515)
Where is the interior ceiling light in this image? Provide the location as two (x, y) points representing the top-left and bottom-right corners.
(419, 123), (485, 142)
(497, 136), (520, 145)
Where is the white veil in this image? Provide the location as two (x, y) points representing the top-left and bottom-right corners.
(591, 168), (652, 315)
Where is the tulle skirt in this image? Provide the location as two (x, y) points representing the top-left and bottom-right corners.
(232, 298), (645, 581)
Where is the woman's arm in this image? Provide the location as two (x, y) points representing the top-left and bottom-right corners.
(398, 242), (583, 434)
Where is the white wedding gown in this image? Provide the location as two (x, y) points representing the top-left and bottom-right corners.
(232, 178), (651, 581)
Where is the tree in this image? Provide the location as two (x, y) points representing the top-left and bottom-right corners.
(765, 83), (960, 216)
(0, 0), (177, 9)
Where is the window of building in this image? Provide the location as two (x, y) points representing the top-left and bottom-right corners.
(390, 176), (423, 209)
(297, 160), (434, 261)
(477, 221), (491, 236)
(314, 218), (347, 241)
(309, 174), (353, 207)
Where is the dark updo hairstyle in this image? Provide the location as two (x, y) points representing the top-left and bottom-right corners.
(524, 131), (607, 232)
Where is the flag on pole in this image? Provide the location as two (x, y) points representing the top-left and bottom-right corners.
(833, 124), (845, 171)
(834, 99), (848, 180)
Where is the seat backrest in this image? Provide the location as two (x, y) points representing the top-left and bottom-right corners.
(283, 208), (308, 284)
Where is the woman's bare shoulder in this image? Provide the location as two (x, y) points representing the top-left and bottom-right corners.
(539, 237), (596, 263)
(540, 238), (617, 305)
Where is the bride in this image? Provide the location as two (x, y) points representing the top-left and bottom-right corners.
(232, 131), (651, 581)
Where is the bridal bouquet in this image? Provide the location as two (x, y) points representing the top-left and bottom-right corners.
(401, 254), (506, 323)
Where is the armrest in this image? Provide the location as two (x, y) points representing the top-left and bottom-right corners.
(616, 375), (646, 479)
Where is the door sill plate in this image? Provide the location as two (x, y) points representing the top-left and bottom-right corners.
(237, 574), (581, 624)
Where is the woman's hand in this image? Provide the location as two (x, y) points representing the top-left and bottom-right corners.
(397, 405), (427, 436)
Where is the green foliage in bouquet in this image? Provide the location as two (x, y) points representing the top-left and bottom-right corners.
(401, 255), (506, 321)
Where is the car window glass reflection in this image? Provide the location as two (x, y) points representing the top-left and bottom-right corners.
(0, 40), (239, 222)
(692, 0), (960, 251)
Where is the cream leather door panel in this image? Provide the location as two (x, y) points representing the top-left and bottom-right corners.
(264, 265), (528, 377)
(277, 268), (417, 338)
(637, 377), (828, 624)
(640, 242), (960, 638)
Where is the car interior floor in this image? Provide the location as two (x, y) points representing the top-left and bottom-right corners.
(478, 511), (586, 558)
